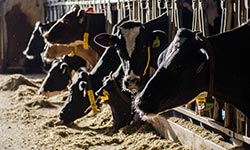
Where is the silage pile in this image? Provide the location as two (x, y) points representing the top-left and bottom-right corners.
(0, 74), (191, 150)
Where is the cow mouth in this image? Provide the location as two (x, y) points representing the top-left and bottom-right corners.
(139, 111), (158, 121)
(38, 90), (64, 97)
(134, 102), (157, 121)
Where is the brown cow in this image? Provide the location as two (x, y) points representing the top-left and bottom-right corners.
(43, 5), (106, 70)
(44, 44), (98, 70)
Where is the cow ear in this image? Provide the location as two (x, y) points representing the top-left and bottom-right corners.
(94, 33), (118, 48)
(150, 30), (167, 49)
(77, 9), (86, 24)
(70, 4), (80, 13)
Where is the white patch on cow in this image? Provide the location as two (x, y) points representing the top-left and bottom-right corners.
(200, 48), (209, 60)
(79, 81), (85, 91)
(120, 26), (141, 57)
(25, 55), (35, 60)
(123, 70), (140, 91)
(161, 49), (179, 69)
(71, 71), (80, 85)
(160, 36), (187, 69)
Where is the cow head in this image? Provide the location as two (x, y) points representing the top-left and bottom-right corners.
(23, 21), (55, 59)
(38, 55), (86, 97)
(94, 20), (167, 93)
(134, 28), (210, 119)
(96, 66), (133, 131)
(58, 69), (96, 124)
(38, 58), (71, 97)
(43, 5), (104, 48)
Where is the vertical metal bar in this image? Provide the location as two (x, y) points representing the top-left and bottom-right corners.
(245, 0), (250, 21)
(132, 0), (137, 20)
(140, 0), (144, 22)
(117, 0), (122, 22)
(220, 0), (226, 33)
(127, 0), (132, 20)
(192, 0), (198, 31)
(138, 0), (142, 22)
(145, 0), (150, 22)
(152, 0), (157, 19)
(173, 0), (180, 29)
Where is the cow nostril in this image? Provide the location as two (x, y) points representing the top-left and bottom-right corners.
(45, 53), (50, 59)
(124, 80), (129, 87)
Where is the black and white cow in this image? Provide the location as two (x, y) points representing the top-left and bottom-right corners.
(56, 47), (123, 126)
(135, 21), (250, 119)
(55, 17), (137, 130)
(94, 12), (169, 93)
(96, 65), (135, 130)
(23, 21), (55, 73)
(38, 55), (86, 97)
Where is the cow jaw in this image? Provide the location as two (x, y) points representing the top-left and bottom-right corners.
(44, 41), (83, 61)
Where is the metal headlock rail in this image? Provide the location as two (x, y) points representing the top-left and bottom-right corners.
(44, 0), (250, 147)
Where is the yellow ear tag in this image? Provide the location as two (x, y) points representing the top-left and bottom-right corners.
(79, 17), (84, 24)
(83, 32), (89, 49)
(87, 89), (99, 114)
(68, 45), (77, 57)
(196, 97), (206, 105)
(152, 36), (160, 48)
(68, 51), (75, 57)
(196, 97), (206, 110)
(101, 89), (109, 101)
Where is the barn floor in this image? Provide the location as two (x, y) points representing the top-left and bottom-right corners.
(0, 74), (240, 150)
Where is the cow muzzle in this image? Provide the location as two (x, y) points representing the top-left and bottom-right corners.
(123, 74), (140, 92)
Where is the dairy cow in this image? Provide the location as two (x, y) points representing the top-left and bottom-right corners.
(38, 55), (86, 97)
(96, 65), (134, 130)
(43, 5), (106, 70)
(94, 12), (169, 93)
(23, 21), (55, 73)
(135, 21), (250, 119)
(55, 17), (135, 130)
(56, 47), (123, 127)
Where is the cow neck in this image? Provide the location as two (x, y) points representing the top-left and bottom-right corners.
(196, 33), (215, 103)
